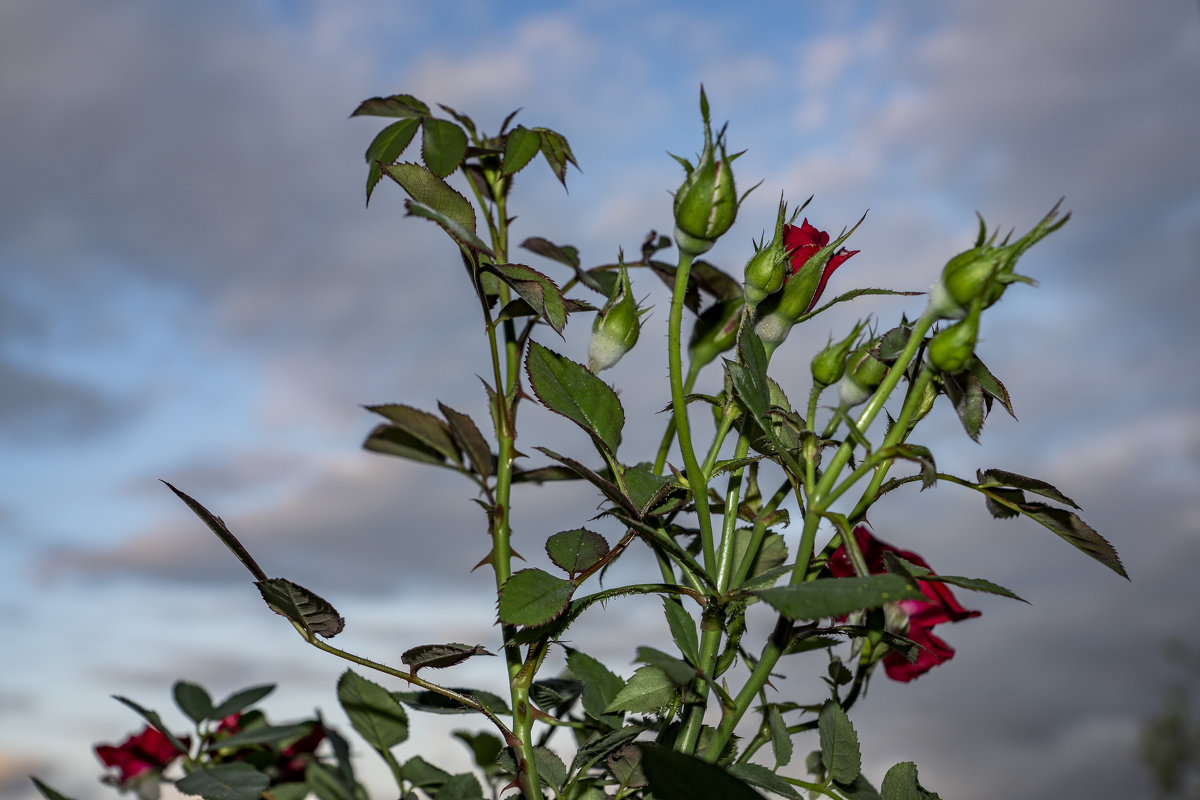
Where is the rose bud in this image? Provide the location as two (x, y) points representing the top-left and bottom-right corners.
(688, 297), (745, 371)
(588, 261), (648, 372)
(811, 321), (866, 388)
(927, 302), (981, 374)
(672, 87), (744, 255)
(837, 340), (889, 407)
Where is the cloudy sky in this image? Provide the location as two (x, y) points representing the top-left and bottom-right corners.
(3, 1), (1199, 799)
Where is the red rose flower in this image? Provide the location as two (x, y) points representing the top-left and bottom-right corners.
(828, 523), (980, 682)
(96, 726), (187, 784)
(783, 219), (859, 314)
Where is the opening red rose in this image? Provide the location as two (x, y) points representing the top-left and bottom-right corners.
(95, 726), (187, 784)
(828, 523), (980, 682)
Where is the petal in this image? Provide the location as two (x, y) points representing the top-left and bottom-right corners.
(883, 625), (957, 682)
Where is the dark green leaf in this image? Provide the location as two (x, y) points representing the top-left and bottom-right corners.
(634, 647), (695, 685)
(393, 689), (509, 715)
(502, 125), (541, 176)
(881, 553), (1027, 603)
(570, 726), (646, 776)
(163, 482), (267, 581)
(876, 444), (937, 490)
(546, 529), (609, 576)
(111, 696), (189, 755)
(210, 685), (274, 719)
(209, 724), (313, 750)
(337, 670), (409, 751)
(265, 782), (309, 800)
(727, 763), (800, 799)
(381, 162), (476, 236)
(525, 341), (624, 454)
(818, 701), (861, 784)
(534, 127), (578, 187)
(401, 756), (451, 789)
(622, 462), (675, 516)
(452, 730), (503, 775)
(437, 104), (477, 138)
(529, 678), (583, 711)
(767, 704), (793, 767)
(351, 94), (430, 119)
(837, 773), (883, 800)
(977, 468), (1079, 508)
(754, 575), (925, 621)
(608, 743), (648, 789)
(532, 748), (567, 790)
(176, 764), (270, 800)
(498, 569), (575, 626)
(1009, 501), (1127, 578)
(966, 357), (1014, 417)
(437, 403), (493, 479)
(519, 236), (580, 268)
(30, 778), (76, 800)
(605, 666), (676, 713)
(305, 761), (356, 800)
(638, 745), (765, 800)
(174, 680), (214, 724)
(420, 118), (468, 178)
(662, 599), (699, 664)
(942, 369), (988, 442)
(485, 263), (567, 336)
(433, 773), (483, 800)
(566, 650), (625, 724)
(401, 644), (494, 672)
(880, 762), (941, 800)
(404, 199), (494, 256)
(256, 578), (345, 638)
(362, 424), (455, 467)
(534, 448), (636, 515)
(366, 405), (460, 462)
(364, 118), (421, 205)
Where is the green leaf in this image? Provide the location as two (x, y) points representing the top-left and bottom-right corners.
(404, 199), (494, 256)
(337, 670), (409, 751)
(163, 482), (268, 581)
(256, 578), (345, 638)
(880, 762), (941, 800)
(605, 666), (677, 713)
(661, 599), (699, 664)
(966, 356), (1014, 417)
(637, 745), (765, 800)
(546, 529), (610, 576)
(634, 647), (695, 685)
(434, 773), (483, 800)
(305, 761), (357, 800)
(566, 650), (625, 724)
(977, 468), (1079, 507)
(569, 725), (646, 776)
(498, 569), (575, 626)
(534, 447), (636, 515)
(1011, 502), (1127, 578)
(520, 236), (581, 268)
(875, 443), (937, 490)
(754, 575), (925, 620)
(534, 127), (578, 187)
(438, 403), (493, 479)
(176, 764), (270, 800)
(208, 723), (314, 750)
(531, 748), (567, 790)
(111, 696), (189, 755)
(351, 94), (430, 119)
(366, 405), (460, 461)
(362, 424), (456, 468)
(364, 118), (421, 205)
(727, 763), (799, 799)
(881, 553), (1027, 603)
(485, 263), (568, 336)
(393, 688), (509, 715)
(502, 125), (542, 176)
(622, 462), (675, 516)
(942, 368), (988, 442)
(381, 162), (477, 236)
(767, 704), (793, 767)
(210, 685), (274, 719)
(401, 644), (494, 673)
(30, 778), (77, 800)
(525, 341), (624, 454)
(529, 678), (583, 712)
(401, 756), (451, 790)
(818, 701), (861, 785)
(421, 118), (468, 178)
(731, 530), (789, 583)
(174, 680), (214, 724)
(837, 773), (883, 800)
(452, 730), (503, 775)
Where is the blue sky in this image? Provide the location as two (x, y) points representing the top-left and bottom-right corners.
(3, 1), (1200, 799)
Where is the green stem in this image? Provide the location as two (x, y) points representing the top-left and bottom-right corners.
(715, 435), (752, 593)
(654, 359), (703, 474)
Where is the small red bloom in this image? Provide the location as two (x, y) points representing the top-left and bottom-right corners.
(828, 523), (980, 682)
(783, 219), (859, 313)
(96, 726), (187, 784)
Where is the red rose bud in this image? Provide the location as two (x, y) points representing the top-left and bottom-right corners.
(811, 321), (866, 388)
(928, 202), (1069, 320)
(837, 341), (889, 407)
(927, 301), (981, 374)
(688, 297), (744, 370)
(588, 261), (647, 372)
(672, 88), (743, 255)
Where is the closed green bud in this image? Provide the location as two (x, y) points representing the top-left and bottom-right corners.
(689, 297), (744, 370)
(909, 375), (939, 426)
(588, 261), (647, 373)
(838, 341), (889, 407)
(811, 322), (866, 387)
(928, 202), (1070, 320)
(927, 303), (981, 374)
(743, 199), (791, 308)
(672, 88), (743, 255)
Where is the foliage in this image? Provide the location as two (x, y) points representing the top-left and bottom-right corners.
(36, 87), (1124, 800)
